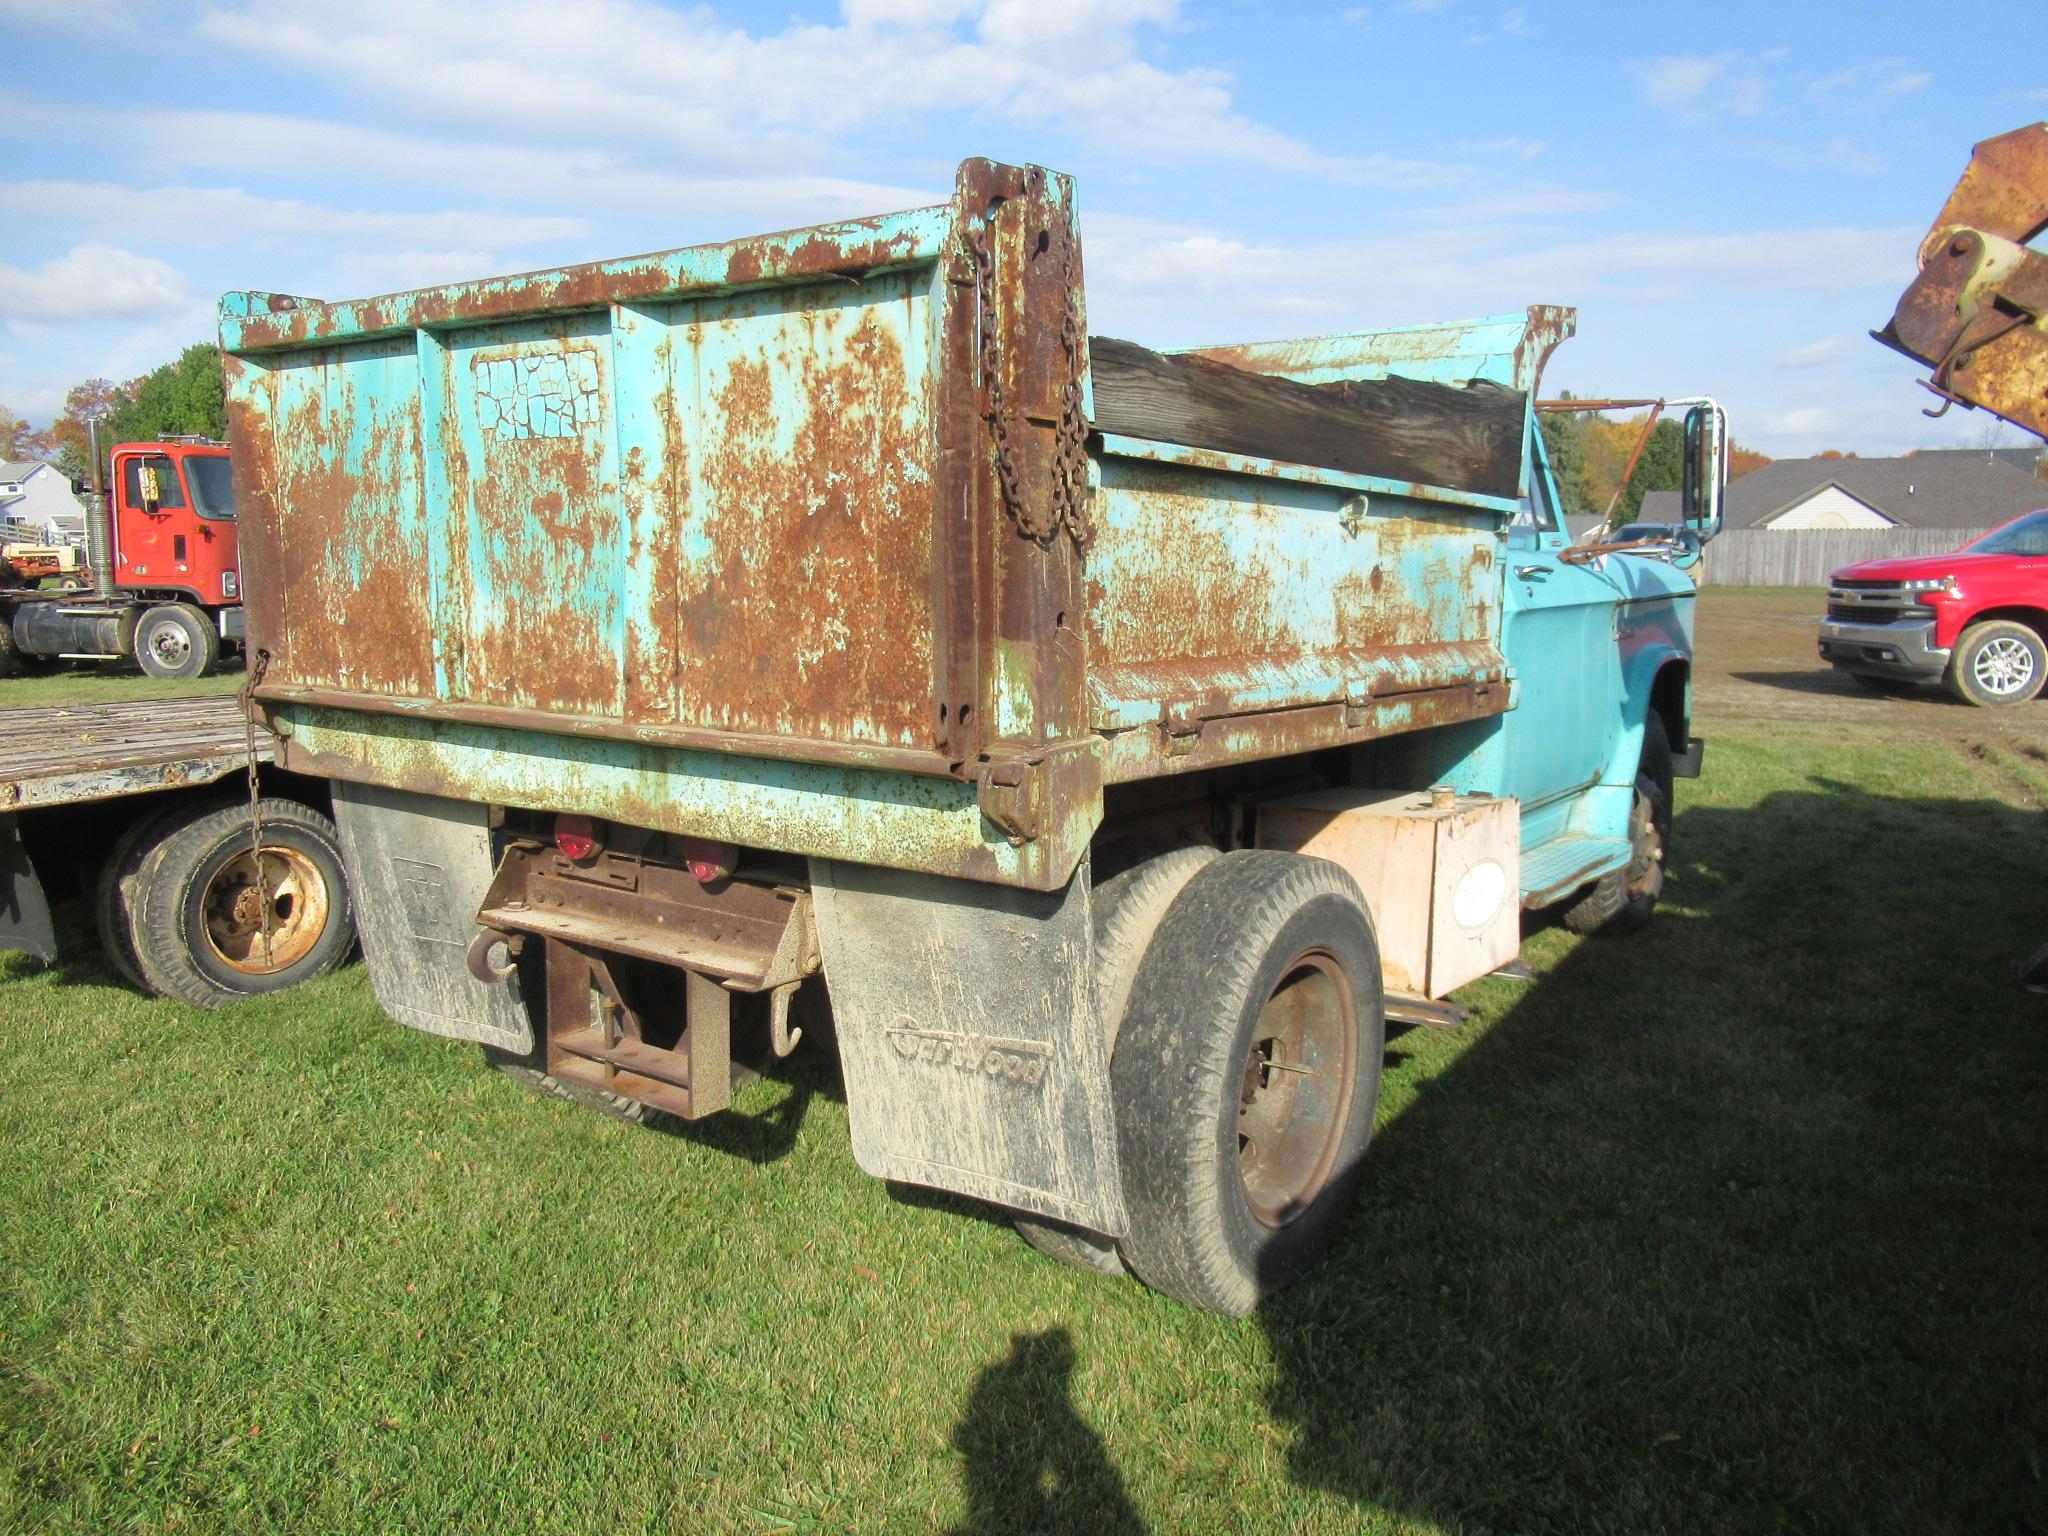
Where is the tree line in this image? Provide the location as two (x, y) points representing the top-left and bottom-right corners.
(2, 344), (228, 481)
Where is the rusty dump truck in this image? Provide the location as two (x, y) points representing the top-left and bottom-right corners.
(218, 159), (1723, 1314)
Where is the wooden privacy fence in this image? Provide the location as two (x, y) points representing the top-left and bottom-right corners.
(1698, 527), (1994, 587)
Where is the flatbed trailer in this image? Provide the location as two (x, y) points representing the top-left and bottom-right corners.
(0, 696), (354, 1005)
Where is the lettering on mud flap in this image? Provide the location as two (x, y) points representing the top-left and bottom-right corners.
(391, 856), (461, 947)
(885, 1017), (1053, 1089)
(472, 348), (603, 441)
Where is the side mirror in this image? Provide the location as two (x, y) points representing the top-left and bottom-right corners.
(139, 464), (162, 514)
(1681, 403), (1725, 540)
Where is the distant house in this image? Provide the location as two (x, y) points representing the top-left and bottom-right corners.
(0, 460), (86, 542)
(1640, 449), (2047, 533)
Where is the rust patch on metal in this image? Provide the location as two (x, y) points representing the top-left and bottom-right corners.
(681, 301), (938, 747)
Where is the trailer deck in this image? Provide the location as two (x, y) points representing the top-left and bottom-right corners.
(0, 696), (269, 811)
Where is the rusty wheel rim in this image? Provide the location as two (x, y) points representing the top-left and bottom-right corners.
(202, 845), (329, 974)
(1623, 777), (1668, 902)
(1237, 950), (1359, 1229)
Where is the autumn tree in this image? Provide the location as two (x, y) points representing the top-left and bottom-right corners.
(50, 377), (134, 481)
(1536, 403), (1587, 519)
(1728, 443), (1771, 480)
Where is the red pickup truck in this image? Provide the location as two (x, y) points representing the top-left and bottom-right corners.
(1819, 508), (2048, 705)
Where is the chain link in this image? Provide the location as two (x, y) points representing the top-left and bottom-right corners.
(237, 646), (274, 970)
(967, 210), (1092, 549)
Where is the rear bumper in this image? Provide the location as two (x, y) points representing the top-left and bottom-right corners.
(1818, 617), (1950, 681)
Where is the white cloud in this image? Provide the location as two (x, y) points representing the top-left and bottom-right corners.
(0, 243), (190, 325)
(176, 0), (1455, 190)
(1805, 58), (1931, 111)
(1776, 338), (1846, 369)
(1634, 53), (1770, 119)
(0, 180), (586, 255)
(1760, 407), (1832, 438)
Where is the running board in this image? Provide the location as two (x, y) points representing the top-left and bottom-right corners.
(1520, 836), (1632, 908)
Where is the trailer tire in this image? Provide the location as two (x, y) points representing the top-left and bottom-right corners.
(1015, 839), (1219, 1277)
(1564, 715), (1673, 937)
(0, 617), (24, 679)
(94, 801), (193, 991)
(1945, 619), (2047, 707)
(135, 603), (218, 680)
(1110, 851), (1384, 1315)
(128, 798), (354, 1006)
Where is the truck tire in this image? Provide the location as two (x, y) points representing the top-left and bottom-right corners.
(128, 798), (355, 1006)
(1110, 851), (1384, 1316)
(1945, 619), (2046, 707)
(1015, 840), (1219, 1276)
(1564, 715), (1674, 937)
(135, 603), (219, 680)
(94, 802), (191, 991)
(0, 615), (24, 679)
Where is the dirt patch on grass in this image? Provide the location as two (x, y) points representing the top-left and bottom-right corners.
(1696, 587), (2048, 763)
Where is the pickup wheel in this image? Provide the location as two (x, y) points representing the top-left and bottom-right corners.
(1564, 715), (1674, 937)
(1015, 840), (1219, 1277)
(1946, 619), (2046, 708)
(1110, 851), (1384, 1316)
(128, 798), (355, 1006)
(134, 603), (219, 680)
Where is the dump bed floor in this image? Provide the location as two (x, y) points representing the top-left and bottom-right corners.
(0, 697), (271, 810)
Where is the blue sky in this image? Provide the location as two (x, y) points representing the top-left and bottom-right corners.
(1, 0), (2042, 456)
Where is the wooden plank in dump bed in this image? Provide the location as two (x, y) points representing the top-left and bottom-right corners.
(0, 697), (273, 810)
(1088, 336), (1527, 501)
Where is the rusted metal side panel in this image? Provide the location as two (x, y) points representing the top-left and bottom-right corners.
(227, 208), (956, 759)
(230, 337), (437, 696)
(1084, 450), (1507, 781)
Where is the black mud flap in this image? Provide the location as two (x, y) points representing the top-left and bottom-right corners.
(809, 857), (1127, 1238)
(0, 814), (57, 965)
(1673, 735), (1705, 779)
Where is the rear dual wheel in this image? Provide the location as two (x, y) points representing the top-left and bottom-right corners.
(1021, 846), (1385, 1316)
(96, 797), (354, 1006)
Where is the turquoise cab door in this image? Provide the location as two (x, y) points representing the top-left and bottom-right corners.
(1498, 433), (1624, 847)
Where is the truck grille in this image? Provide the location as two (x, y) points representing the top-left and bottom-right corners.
(1827, 583), (1933, 625)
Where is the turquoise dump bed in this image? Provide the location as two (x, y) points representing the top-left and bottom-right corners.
(220, 159), (1549, 891)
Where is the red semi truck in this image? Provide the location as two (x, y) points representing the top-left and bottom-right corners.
(0, 431), (244, 679)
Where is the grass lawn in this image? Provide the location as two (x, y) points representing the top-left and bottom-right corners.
(0, 666), (242, 710)
(2, 591), (2044, 1533)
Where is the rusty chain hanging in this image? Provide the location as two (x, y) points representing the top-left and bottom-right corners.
(237, 646), (274, 970)
(967, 208), (1093, 549)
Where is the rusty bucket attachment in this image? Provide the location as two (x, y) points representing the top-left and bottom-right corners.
(474, 840), (819, 1118)
(1873, 122), (2048, 440)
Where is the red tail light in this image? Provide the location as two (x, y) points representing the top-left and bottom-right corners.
(678, 837), (735, 885)
(554, 814), (603, 862)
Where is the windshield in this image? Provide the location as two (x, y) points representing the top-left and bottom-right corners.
(185, 455), (236, 521)
(1964, 510), (2048, 556)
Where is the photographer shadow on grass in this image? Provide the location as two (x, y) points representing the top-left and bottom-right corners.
(949, 1327), (1145, 1536)
(1257, 779), (2048, 1534)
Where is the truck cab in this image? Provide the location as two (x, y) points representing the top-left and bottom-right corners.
(107, 438), (243, 612)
